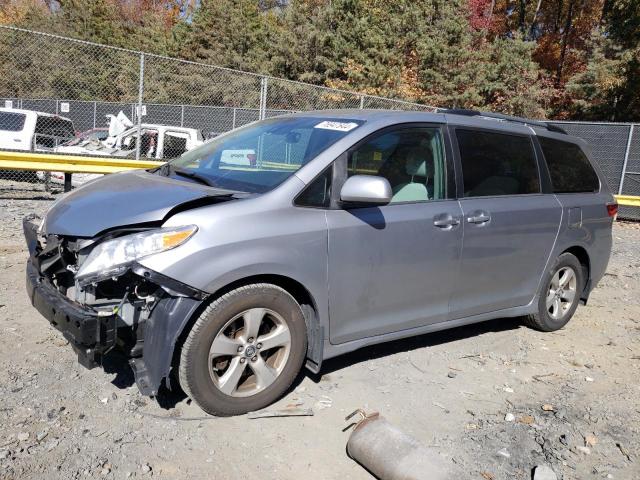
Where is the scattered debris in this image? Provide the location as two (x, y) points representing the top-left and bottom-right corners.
(504, 413), (515, 422)
(496, 448), (511, 459)
(616, 442), (632, 461)
(533, 464), (558, 480)
(247, 408), (314, 419)
(584, 433), (598, 447)
(541, 404), (554, 412)
(575, 446), (591, 455)
(518, 415), (535, 425)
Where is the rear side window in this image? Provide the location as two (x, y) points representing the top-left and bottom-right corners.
(0, 111), (26, 131)
(35, 116), (74, 137)
(457, 129), (540, 197)
(538, 137), (599, 193)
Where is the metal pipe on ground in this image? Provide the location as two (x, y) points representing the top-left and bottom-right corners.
(345, 410), (455, 480)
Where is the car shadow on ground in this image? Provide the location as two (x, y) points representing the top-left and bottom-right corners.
(100, 316), (523, 411)
(312, 316), (522, 380)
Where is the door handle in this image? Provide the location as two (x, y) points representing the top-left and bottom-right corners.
(433, 214), (460, 229)
(467, 212), (491, 224)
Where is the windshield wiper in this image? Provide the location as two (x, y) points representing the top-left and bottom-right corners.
(170, 167), (250, 197)
(172, 167), (216, 187)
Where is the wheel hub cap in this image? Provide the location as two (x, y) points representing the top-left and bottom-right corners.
(244, 345), (256, 358)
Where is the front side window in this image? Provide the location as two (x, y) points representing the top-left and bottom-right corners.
(121, 129), (159, 157)
(170, 117), (363, 194)
(457, 129), (540, 197)
(538, 137), (599, 193)
(347, 126), (447, 203)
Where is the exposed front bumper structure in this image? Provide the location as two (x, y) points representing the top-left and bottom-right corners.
(24, 215), (206, 397)
(26, 259), (116, 369)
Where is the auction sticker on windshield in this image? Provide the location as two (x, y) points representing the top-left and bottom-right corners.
(314, 121), (359, 132)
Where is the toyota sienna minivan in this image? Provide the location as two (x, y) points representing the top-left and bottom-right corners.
(24, 109), (616, 416)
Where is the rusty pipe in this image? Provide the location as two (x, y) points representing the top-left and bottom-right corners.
(345, 410), (453, 480)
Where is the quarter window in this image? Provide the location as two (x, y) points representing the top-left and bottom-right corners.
(457, 129), (540, 197)
(538, 137), (599, 193)
(295, 166), (332, 208)
(347, 127), (447, 203)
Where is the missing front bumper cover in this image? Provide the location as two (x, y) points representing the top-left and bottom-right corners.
(26, 260), (117, 369)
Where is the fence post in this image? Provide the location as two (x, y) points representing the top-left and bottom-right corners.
(135, 53), (145, 161)
(259, 77), (268, 120)
(93, 101), (97, 129)
(180, 104), (184, 127)
(359, 95), (365, 109)
(619, 124), (635, 195)
(232, 108), (237, 129)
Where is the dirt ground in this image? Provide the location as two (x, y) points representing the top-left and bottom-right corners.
(0, 183), (638, 480)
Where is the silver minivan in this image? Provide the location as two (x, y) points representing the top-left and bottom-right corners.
(24, 110), (617, 415)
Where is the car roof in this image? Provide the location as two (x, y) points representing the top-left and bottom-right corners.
(284, 108), (579, 140)
(0, 107), (73, 122)
(127, 124), (201, 132)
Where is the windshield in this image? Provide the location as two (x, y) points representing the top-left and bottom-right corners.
(0, 111), (26, 132)
(168, 116), (364, 193)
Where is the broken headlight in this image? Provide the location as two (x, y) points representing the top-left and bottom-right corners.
(76, 225), (197, 285)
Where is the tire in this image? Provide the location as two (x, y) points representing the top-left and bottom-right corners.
(178, 283), (307, 416)
(524, 253), (584, 332)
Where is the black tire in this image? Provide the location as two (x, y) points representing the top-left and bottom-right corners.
(178, 284), (307, 416)
(524, 252), (584, 332)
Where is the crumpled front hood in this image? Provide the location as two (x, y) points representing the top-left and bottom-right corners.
(44, 170), (219, 237)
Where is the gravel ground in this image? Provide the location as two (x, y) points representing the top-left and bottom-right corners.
(0, 183), (638, 480)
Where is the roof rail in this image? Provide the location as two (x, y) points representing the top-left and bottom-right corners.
(440, 108), (567, 134)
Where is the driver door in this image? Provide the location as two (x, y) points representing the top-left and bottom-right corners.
(326, 124), (463, 344)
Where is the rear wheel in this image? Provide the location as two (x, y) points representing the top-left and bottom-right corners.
(524, 253), (584, 332)
(178, 284), (307, 416)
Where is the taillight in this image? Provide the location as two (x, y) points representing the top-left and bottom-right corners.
(606, 202), (618, 218)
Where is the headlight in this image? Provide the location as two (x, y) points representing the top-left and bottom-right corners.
(76, 225), (197, 284)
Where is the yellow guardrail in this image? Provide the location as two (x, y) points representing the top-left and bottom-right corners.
(615, 195), (640, 207)
(2, 151), (640, 207)
(0, 150), (162, 174)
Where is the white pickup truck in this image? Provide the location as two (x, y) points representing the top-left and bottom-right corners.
(56, 122), (203, 160)
(50, 113), (204, 187)
(0, 107), (75, 152)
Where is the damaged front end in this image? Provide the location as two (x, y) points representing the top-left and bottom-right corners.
(24, 214), (206, 396)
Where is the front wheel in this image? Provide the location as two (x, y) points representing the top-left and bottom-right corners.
(524, 253), (584, 332)
(178, 284), (307, 416)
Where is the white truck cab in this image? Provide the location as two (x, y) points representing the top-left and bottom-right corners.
(0, 108), (75, 152)
(57, 124), (203, 160)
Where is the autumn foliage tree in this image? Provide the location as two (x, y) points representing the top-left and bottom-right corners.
(0, 0), (639, 120)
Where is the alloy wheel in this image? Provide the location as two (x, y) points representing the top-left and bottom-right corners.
(207, 308), (291, 397)
(546, 266), (577, 320)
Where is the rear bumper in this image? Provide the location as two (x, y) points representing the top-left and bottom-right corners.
(26, 259), (116, 369)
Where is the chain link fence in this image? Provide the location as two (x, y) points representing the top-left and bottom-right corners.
(0, 26), (637, 219)
(0, 25), (433, 190)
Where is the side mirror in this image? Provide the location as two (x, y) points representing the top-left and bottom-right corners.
(340, 175), (392, 207)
